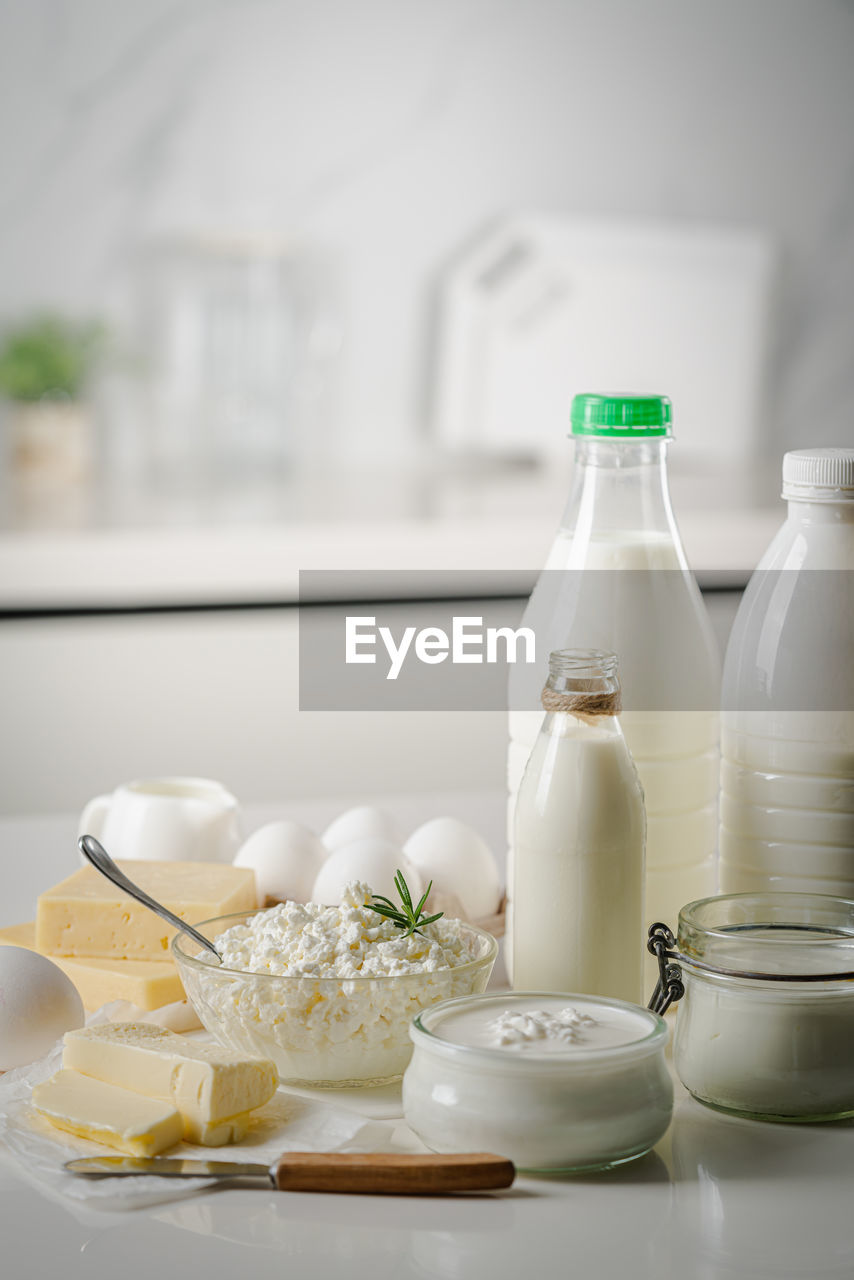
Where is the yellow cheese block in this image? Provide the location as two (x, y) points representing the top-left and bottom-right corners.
(63, 1022), (278, 1145)
(33, 1069), (183, 1157)
(0, 921), (184, 1011)
(0, 921), (43, 949)
(36, 859), (255, 960)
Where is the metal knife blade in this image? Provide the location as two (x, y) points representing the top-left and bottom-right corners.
(65, 1156), (273, 1183)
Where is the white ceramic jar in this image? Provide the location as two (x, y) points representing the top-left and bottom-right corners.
(402, 991), (672, 1172)
(670, 893), (854, 1121)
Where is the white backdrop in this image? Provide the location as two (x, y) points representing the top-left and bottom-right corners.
(0, 0), (852, 461)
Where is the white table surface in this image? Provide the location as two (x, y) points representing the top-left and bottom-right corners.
(2, 801), (853, 1280)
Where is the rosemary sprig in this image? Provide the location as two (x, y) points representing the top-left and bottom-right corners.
(368, 869), (444, 938)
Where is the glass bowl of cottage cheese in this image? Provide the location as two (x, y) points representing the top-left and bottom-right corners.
(173, 881), (497, 1087)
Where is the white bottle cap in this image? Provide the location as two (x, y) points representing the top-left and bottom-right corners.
(782, 449), (854, 502)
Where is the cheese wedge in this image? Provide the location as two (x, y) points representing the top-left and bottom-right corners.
(0, 922), (184, 1011)
(32, 1069), (183, 1157)
(36, 860), (255, 960)
(63, 1022), (278, 1145)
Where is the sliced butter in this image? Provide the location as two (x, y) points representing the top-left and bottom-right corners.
(0, 921), (184, 1011)
(36, 860), (255, 960)
(192, 1111), (252, 1145)
(32, 1069), (183, 1157)
(63, 1022), (278, 1144)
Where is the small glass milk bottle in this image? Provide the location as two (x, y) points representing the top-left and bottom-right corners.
(510, 649), (646, 1004)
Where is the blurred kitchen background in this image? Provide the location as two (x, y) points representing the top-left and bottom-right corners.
(1, 0), (853, 815)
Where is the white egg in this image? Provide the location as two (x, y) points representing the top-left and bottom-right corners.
(322, 806), (402, 853)
(404, 817), (502, 920)
(234, 821), (326, 906)
(0, 946), (84, 1070)
(312, 837), (423, 906)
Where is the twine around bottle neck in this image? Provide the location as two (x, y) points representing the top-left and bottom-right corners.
(541, 686), (622, 717)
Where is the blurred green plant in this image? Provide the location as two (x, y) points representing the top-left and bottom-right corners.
(0, 314), (105, 403)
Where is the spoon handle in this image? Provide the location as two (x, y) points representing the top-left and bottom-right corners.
(78, 835), (222, 962)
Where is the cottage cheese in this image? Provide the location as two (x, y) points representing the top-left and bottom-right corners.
(214, 881), (477, 978)
(180, 882), (493, 1086)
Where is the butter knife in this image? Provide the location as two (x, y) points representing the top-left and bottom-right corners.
(64, 1151), (515, 1194)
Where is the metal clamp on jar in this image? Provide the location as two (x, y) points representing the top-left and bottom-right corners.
(647, 893), (854, 1122)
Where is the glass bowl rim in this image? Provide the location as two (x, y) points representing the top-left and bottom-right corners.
(172, 907), (499, 983)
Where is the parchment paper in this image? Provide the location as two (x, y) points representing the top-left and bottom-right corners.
(0, 1007), (394, 1210)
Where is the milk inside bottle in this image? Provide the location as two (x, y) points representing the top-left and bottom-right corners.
(507, 394), (720, 981)
(720, 448), (854, 895)
(510, 649), (645, 1004)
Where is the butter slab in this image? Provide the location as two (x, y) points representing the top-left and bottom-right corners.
(191, 1111), (252, 1145)
(32, 1069), (183, 1157)
(63, 1022), (278, 1144)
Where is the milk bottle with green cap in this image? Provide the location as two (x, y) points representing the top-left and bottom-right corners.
(507, 394), (720, 982)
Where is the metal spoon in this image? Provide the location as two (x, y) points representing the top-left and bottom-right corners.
(78, 834), (222, 963)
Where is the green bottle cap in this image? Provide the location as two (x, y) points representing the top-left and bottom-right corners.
(570, 393), (672, 437)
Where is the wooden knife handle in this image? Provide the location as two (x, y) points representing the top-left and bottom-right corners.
(273, 1151), (515, 1195)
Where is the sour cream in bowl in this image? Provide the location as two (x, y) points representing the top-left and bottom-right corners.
(403, 991), (672, 1172)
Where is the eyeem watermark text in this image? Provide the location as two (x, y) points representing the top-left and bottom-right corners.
(346, 615), (537, 680)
